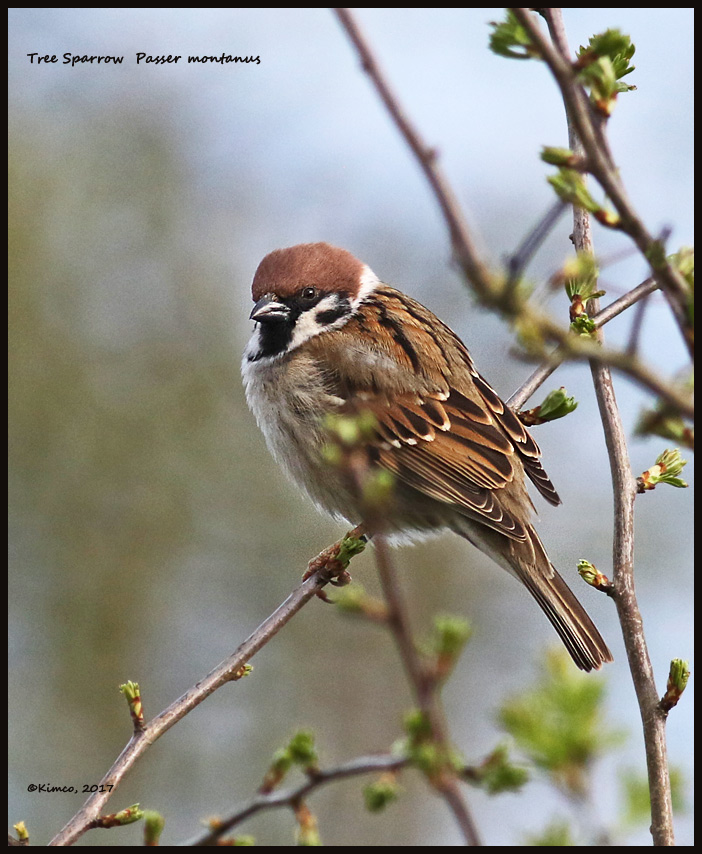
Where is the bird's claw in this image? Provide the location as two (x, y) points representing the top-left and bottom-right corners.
(304, 548), (352, 602)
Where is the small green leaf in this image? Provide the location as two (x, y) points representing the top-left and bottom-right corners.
(488, 10), (538, 60)
(638, 448), (688, 490)
(465, 743), (529, 795)
(520, 388), (578, 426)
(563, 252), (602, 302)
(570, 315), (597, 336)
(576, 29), (636, 114)
(142, 811), (165, 846)
(363, 775), (401, 812)
(576, 560), (613, 593)
(498, 649), (624, 797)
(660, 658), (690, 711)
(288, 730), (318, 767)
(541, 147), (580, 168)
(336, 533), (367, 568)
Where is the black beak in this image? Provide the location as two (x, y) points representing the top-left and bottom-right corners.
(250, 294), (291, 323)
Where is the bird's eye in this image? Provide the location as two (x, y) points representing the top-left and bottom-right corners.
(300, 286), (318, 302)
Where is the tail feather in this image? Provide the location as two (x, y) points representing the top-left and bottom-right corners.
(453, 519), (613, 671)
(517, 560), (613, 671)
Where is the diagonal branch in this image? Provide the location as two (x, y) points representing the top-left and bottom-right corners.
(334, 8), (692, 419)
(333, 7), (492, 295)
(372, 536), (481, 845)
(188, 753), (409, 846)
(511, 7), (692, 357)
(48, 565), (345, 847)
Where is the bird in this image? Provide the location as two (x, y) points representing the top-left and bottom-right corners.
(242, 242), (612, 671)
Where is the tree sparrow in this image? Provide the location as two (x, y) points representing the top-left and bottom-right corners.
(242, 242), (612, 671)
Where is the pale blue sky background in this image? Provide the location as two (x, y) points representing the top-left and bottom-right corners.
(9, 8), (693, 846)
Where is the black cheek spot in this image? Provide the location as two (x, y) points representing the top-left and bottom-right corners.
(316, 296), (351, 326)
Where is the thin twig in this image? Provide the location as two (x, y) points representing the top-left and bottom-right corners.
(511, 8), (692, 357)
(505, 200), (568, 287)
(593, 277), (658, 329)
(594, 371), (674, 850)
(506, 276), (661, 411)
(506, 357), (561, 413)
(188, 753), (409, 846)
(334, 8), (692, 420)
(48, 566), (343, 847)
(373, 537), (482, 846)
(333, 7), (492, 294)
(542, 9), (675, 846)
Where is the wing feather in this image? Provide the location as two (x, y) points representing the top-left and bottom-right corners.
(305, 285), (561, 538)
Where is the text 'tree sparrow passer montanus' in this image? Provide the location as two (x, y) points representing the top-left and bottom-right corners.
(242, 243), (612, 671)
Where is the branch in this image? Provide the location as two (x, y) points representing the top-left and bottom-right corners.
(592, 277), (659, 329)
(372, 537), (481, 845)
(48, 564), (346, 847)
(507, 276), (660, 411)
(188, 753), (409, 846)
(511, 7), (693, 357)
(333, 7), (493, 295)
(542, 9), (675, 846)
(334, 8), (692, 420)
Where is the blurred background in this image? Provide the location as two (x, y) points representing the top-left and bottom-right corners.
(9, 8), (693, 846)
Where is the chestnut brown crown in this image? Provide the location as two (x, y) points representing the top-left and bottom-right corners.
(251, 242), (366, 301)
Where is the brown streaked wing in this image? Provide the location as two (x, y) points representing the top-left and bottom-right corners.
(369, 293), (561, 510)
(340, 388), (529, 542)
(472, 373), (561, 507)
(378, 439), (529, 542)
(316, 284), (558, 533)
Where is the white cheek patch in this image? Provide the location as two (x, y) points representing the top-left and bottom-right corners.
(289, 293), (353, 350)
(289, 306), (327, 350)
(247, 270), (381, 361)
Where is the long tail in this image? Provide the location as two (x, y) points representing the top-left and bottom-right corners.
(517, 554), (613, 671)
(455, 520), (613, 671)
